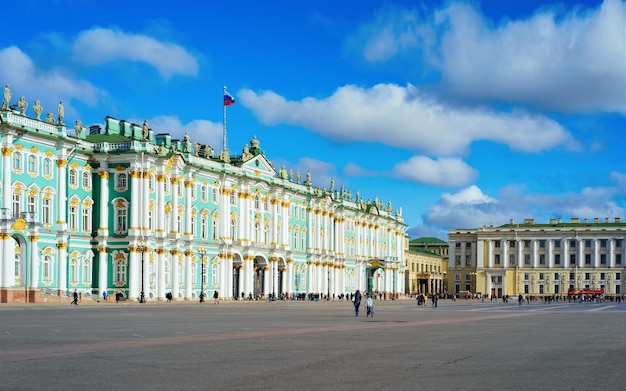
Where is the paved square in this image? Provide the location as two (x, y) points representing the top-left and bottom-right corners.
(2, 299), (625, 390)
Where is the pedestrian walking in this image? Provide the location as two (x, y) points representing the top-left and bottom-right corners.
(353, 289), (362, 317)
(213, 290), (219, 304)
(71, 289), (78, 305)
(103, 291), (107, 302)
(365, 294), (375, 317)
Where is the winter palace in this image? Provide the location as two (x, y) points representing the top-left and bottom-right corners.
(0, 85), (407, 303)
(448, 218), (626, 298)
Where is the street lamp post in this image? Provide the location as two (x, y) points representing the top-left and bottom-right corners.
(443, 271), (447, 298)
(199, 248), (206, 303)
(138, 243), (146, 303)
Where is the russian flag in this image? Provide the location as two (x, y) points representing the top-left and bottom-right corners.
(224, 91), (235, 106)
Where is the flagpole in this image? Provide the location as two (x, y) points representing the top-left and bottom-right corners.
(222, 85), (228, 157)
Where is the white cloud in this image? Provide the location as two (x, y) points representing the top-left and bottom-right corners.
(0, 45), (103, 120)
(423, 183), (625, 231)
(239, 83), (579, 157)
(72, 28), (199, 80)
(357, 0), (626, 113)
(343, 162), (377, 177)
(392, 156), (478, 187)
(139, 115), (223, 150)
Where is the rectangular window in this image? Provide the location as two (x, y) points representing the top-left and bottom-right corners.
(27, 195), (36, 213)
(570, 254), (576, 265)
(509, 254), (515, 265)
(555, 241), (561, 248)
(617, 254), (622, 265)
(524, 240), (530, 248)
(524, 254), (530, 264)
(570, 240), (576, 248)
(539, 240), (545, 248)
(42, 198), (52, 225)
(554, 254), (560, 265)
(539, 254), (545, 264)
(585, 254), (591, 264)
(601, 254), (607, 264)
(212, 188), (218, 203)
(616, 240), (622, 248)
(69, 205), (78, 230)
(82, 206), (91, 232)
(524, 273), (529, 281)
(585, 273), (590, 280)
(601, 240), (607, 248)
(494, 240), (500, 248)
(12, 193), (21, 218)
(616, 273), (621, 281)
(509, 240), (515, 248)
(585, 240), (591, 248)
(494, 254), (500, 264)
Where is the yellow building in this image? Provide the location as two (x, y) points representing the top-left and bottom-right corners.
(404, 237), (447, 295)
(449, 218), (625, 298)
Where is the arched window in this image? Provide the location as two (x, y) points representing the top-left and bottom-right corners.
(69, 169), (78, 186)
(82, 172), (91, 189)
(254, 195), (260, 210)
(212, 262), (219, 285)
(28, 155), (37, 174)
(116, 172), (127, 190)
(12, 151), (22, 170)
(212, 218), (218, 241)
(43, 158), (52, 176)
(82, 259), (92, 283)
(115, 261), (127, 284)
(42, 255), (51, 281)
(230, 216), (237, 240)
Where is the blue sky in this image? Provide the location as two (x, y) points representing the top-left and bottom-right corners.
(2, 0), (625, 240)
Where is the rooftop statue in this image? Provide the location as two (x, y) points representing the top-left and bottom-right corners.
(1, 84), (11, 110)
(279, 165), (288, 180)
(304, 171), (311, 186)
(183, 132), (191, 152)
(45, 112), (54, 124)
(142, 120), (150, 140)
(241, 144), (253, 161)
(330, 177), (335, 191)
(74, 120), (83, 135)
(32, 100), (43, 120)
(17, 96), (27, 115)
(57, 100), (64, 125)
(296, 172), (301, 184)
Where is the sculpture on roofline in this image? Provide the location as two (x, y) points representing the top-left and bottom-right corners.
(142, 120), (150, 140)
(296, 172), (301, 184)
(1, 84), (11, 110)
(183, 132), (191, 152)
(32, 100), (43, 120)
(74, 120), (83, 136)
(279, 165), (288, 180)
(57, 100), (64, 125)
(45, 112), (54, 124)
(17, 96), (27, 115)
(304, 171), (311, 186)
(289, 169), (294, 181)
(330, 177), (335, 191)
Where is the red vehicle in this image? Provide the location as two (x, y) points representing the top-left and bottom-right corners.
(567, 288), (604, 296)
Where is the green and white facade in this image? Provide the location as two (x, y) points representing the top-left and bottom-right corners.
(0, 93), (407, 303)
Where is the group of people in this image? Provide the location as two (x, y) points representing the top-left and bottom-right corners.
(352, 290), (375, 317)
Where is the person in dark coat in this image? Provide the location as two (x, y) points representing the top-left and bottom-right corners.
(353, 289), (362, 317)
(71, 290), (78, 305)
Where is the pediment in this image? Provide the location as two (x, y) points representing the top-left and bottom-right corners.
(242, 155), (276, 176)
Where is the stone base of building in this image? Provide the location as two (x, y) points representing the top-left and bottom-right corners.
(0, 288), (41, 303)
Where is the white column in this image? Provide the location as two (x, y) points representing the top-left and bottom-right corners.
(577, 239), (584, 268)
(98, 247), (108, 298)
(184, 250), (192, 299)
(487, 240), (494, 268)
(129, 247), (139, 299)
(547, 239), (554, 268)
(157, 249), (166, 299)
(532, 240), (539, 268)
(460, 242), (467, 268)
(517, 240), (523, 268)
(129, 169), (140, 236)
(609, 239), (616, 268)
(171, 250), (180, 299)
(29, 235), (40, 288)
(593, 239), (600, 268)
(561, 238), (569, 272)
